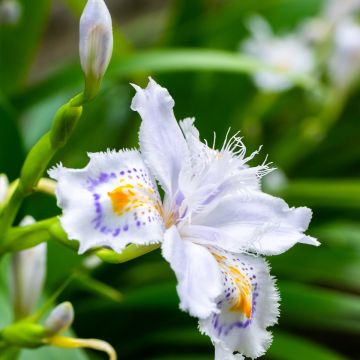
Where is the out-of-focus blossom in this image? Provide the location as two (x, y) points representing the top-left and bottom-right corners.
(328, 18), (360, 88)
(299, 17), (332, 45)
(262, 169), (288, 193)
(50, 79), (319, 359)
(83, 254), (102, 269)
(10, 216), (47, 319)
(0, 0), (21, 25)
(0, 173), (9, 204)
(79, 0), (113, 88)
(241, 16), (315, 92)
(323, 0), (360, 25)
(45, 302), (75, 335)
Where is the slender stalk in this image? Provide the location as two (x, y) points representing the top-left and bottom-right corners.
(48, 336), (117, 360)
(1, 217), (160, 263)
(0, 93), (85, 243)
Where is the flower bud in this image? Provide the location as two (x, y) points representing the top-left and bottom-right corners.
(79, 0), (113, 99)
(11, 216), (47, 319)
(0, 173), (9, 205)
(45, 302), (74, 335)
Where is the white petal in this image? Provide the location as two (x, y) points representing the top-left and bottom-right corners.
(215, 344), (244, 360)
(241, 16), (314, 92)
(162, 225), (223, 319)
(178, 119), (269, 219)
(186, 190), (319, 255)
(49, 150), (165, 254)
(200, 250), (279, 359)
(328, 18), (360, 88)
(11, 216), (47, 318)
(131, 78), (189, 197)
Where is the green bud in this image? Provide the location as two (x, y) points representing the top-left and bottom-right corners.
(1, 322), (46, 348)
(50, 104), (83, 149)
(19, 133), (53, 195)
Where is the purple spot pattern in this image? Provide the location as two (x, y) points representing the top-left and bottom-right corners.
(86, 167), (164, 237)
(210, 248), (260, 337)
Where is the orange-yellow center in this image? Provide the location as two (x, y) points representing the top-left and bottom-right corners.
(213, 253), (252, 319)
(108, 184), (135, 215)
(228, 266), (252, 318)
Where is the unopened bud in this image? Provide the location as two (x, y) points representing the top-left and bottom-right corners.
(45, 302), (74, 335)
(11, 216), (47, 319)
(79, 0), (113, 99)
(0, 173), (9, 204)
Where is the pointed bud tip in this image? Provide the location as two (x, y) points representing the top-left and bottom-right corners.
(45, 302), (75, 335)
(79, 0), (113, 91)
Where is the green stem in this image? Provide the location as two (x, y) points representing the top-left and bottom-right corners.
(0, 347), (20, 360)
(29, 274), (77, 322)
(74, 272), (123, 302)
(1, 217), (160, 263)
(0, 93), (85, 243)
(271, 87), (347, 172)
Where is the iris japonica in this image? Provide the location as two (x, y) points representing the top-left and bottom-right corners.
(50, 78), (319, 359)
(242, 16), (315, 92)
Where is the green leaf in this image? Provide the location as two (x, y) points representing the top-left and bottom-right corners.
(12, 48), (318, 111)
(268, 331), (347, 360)
(271, 243), (360, 290)
(0, 256), (12, 328)
(313, 221), (360, 251)
(19, 345), (88, 360)
(273, 179), (360, 210)
(0, 95), (24, 179)
(279, 281), (360, 333)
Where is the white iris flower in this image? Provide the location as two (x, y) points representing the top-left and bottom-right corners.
(328, 18), (360, 88)
(50, 78), (319, 359)
(242, 16), (315, 92)
(323, 0), (360, 25)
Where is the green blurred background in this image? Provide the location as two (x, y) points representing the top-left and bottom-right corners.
(1, 0), (360, 359)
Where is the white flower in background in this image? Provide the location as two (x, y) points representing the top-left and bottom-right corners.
(10, 216), (47, 319)
(0, 173), (9, 204)
(328, 18), (360, 88)
(323, 0), (360, 25)
(0, 0), (21, 25)
(262, 169), (288, 193)
(241, 16), (315, 92)
(79, 0), (113, 82)
(299, 17), (332, 45)
(50, 79), (319, 359)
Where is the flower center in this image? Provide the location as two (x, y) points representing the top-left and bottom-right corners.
(213, 252), (252, 319)
(108, 184), (135, 215)
(107, 181), (161, 217)
(228, 266), (252, 318)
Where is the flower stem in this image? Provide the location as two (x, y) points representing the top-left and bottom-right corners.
(1, 217), (160, 263)
(0, 93), (85, 242)
(47, 336), (117, 360)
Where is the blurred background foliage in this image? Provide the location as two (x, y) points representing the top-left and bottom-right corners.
(1, 0), (360, 359)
